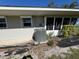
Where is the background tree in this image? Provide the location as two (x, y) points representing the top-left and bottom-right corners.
(48, 0), (79, 8)
(48, 0), (56, 8)
(69, 0), (78, 8)
(62, 4), (69, 8)
(62, 0), (78, 8)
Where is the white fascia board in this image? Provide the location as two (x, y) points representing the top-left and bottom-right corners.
(0, 7), (79, 12)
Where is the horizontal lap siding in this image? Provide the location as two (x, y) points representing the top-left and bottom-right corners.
(6, 16), (21, 28)
(32, 16), (44, 27)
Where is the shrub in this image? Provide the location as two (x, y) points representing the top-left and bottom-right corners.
(62, 25), (79, 38)
(47, 39), (55, 46)
(74, 26), (79, 36)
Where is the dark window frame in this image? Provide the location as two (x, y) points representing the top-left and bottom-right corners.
(22, 17), (32, 27)
(0, 18), (7, 28)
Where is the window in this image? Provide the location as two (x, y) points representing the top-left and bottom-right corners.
(46, 17), (54, 30)
(0, 18), (7, 28)
(76, 18), (79, 25)
(21, 17), (32, 27)
(46, 17), (78, 30)
(70, 18), (77, 25)
(54, 18), (62, 30)
(63, 18), (70, 25)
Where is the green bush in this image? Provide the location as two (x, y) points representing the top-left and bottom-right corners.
(62, 25), (79, 38)
(74, 26), (79, 36)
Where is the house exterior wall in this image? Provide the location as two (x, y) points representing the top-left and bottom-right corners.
(6, 16), (45, 28)
(7, 16), (21, 28)
(0, 16), (78, 46)
(0, 16), (45, 46)
(0, 28), (34, 46)
(32, 16), (44, 27)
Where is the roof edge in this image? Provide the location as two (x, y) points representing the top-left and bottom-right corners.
(0, 6), (79, 12)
